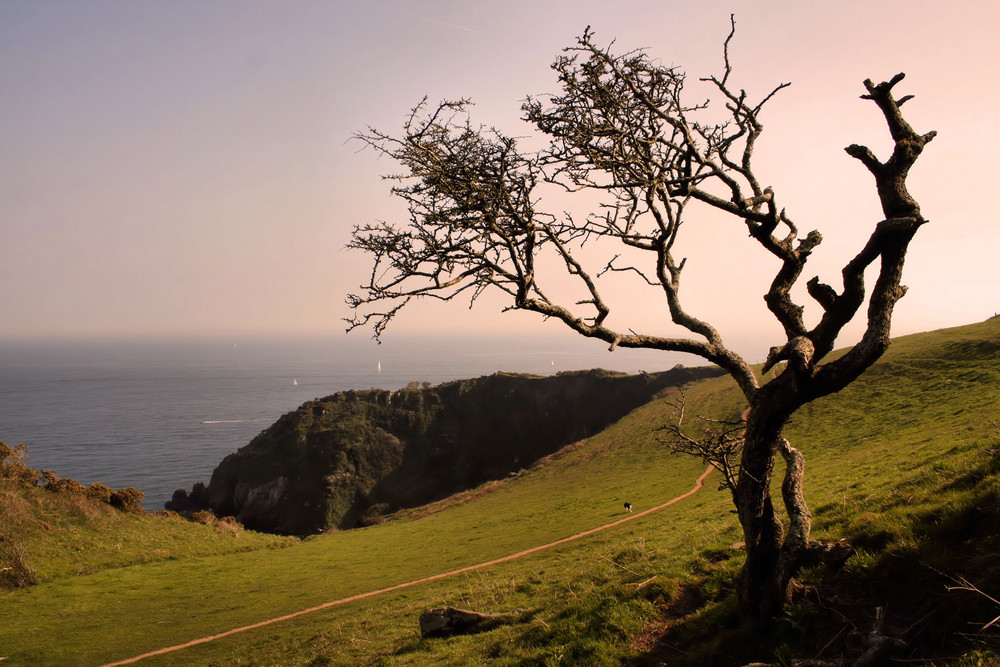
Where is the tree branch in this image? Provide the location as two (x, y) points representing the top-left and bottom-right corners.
(658, 392), (744, 504)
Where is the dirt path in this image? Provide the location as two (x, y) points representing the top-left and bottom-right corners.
(102, 465), (714, 666)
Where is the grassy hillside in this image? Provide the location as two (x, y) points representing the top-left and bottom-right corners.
(2, 317), (999, 665)
(0, 450), (296, 590)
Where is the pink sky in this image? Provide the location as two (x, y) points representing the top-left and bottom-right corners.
(1, 1), (997, 362)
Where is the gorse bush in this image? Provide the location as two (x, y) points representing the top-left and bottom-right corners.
(0, 441), (38, 486)
(87, 482), (114, 504)
(109, 486), (145, 513)
(191, 509), (216, 525)
(41, 470), (88, 494)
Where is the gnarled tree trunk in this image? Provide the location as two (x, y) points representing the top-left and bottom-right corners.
(736, 376), (856, 620)
(348, 22), (935, 623)
(736, 391), (795, 621)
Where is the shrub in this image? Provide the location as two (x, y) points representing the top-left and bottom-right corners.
(19, 467), (39, 486)
(54, 478), (88, 494)
(0, 441), (19, 472)
(87, 482), (114, 504)
(0, 537), (38, 590)
(0, 442), (34, 484)
(40, 469), (61, 489)
(110, 487), (145, 514)
(191, 509), (216, 525)
(358, 502), (391, 527)
(215, 515), (242, 535)
(38, 469), (90, 494)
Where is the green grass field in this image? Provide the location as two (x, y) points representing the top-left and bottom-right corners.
(2, 317), (999, 665)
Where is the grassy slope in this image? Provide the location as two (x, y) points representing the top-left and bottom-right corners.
(770, 319), (1000, 664)
(0, 484), (296, 583)
(1, 317), (999, 665)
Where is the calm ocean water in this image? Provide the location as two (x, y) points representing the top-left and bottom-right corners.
(0, 334), (684, 510)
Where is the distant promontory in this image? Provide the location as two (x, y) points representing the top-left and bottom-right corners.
(170, 366), (723, 534)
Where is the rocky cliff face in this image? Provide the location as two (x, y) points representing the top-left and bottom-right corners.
(173, 366), (722, 534)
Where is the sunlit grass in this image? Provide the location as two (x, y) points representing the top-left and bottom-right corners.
(2, 317), (999, 665)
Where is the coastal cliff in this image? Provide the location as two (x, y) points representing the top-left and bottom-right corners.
(173, 366), (723, 534)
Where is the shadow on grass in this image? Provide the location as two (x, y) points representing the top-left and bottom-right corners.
(636, 450), (1000, 666)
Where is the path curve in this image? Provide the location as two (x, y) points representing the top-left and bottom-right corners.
(102, 465), (714, 666)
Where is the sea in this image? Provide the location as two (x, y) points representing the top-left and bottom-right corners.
(0, 333), (685, 510)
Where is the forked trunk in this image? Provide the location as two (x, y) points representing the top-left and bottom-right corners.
(736, 396), (854, 621)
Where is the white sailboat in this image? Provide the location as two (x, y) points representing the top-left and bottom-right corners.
(377, 361), (382, 373)
(292, 379), (298, 386)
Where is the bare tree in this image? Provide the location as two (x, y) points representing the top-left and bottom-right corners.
(657, 393), (745, 504)
(347, 20), (935, 621)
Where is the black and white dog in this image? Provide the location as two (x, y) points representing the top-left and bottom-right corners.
(624, 502), (633, 513)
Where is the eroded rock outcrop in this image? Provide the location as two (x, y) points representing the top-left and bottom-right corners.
(174, 366), (722, 534)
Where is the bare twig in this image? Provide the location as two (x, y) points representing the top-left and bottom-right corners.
(657, 392), (744, 502)
(627, 575), (659, 590)
(946, 577), (1000, 631)
(598, 553), (643, 578)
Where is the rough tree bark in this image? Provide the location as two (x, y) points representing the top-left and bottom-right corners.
(347, 20), (935, 621)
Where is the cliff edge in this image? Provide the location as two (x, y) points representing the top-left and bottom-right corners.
(172, 365), (722, 534)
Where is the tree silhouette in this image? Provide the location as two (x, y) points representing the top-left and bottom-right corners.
(347, 20), (935, 620)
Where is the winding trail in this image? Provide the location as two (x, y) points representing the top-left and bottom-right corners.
(102, 465), (714, 666)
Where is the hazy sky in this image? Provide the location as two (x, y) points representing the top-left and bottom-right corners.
(2, 1), (997, 360)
